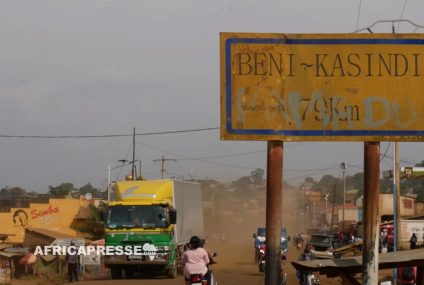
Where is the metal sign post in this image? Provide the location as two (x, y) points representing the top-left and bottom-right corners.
(265, 141), (283, 285)
(363, 142), (380, 285)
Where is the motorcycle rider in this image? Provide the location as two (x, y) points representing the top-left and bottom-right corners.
(183, 236), (210, 285)
(297, 243), (316, 285)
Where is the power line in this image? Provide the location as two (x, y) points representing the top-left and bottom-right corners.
(397, 0), (409, 32)
(380, 142), (391, 161)
(285, 164), (340, 181)
(136, 140), (257, 170)
(356, 0), (362, 31)
(0, 127), (219, 139)
(178, 150), (265, 160)
(137, 140), (312, 161)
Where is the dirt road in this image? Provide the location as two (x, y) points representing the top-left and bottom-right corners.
(57, 240), (264, 285)
(60, 241), (338, 285)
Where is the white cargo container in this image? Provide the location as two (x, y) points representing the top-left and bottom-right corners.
(172, 180), (204, 244)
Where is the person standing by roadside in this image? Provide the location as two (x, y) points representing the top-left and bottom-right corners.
(65, 242), (79, 282)
(409, 233), (418, 250)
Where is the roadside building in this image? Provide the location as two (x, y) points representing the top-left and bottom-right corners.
(0, 197), (93, 244)
(23, 228), (78, 249)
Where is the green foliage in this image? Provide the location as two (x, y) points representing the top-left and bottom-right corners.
(0, 186), (31, 199)
(309, 175), (344, 205)
(70, 204), (104, 240)
(250, 168), (264, 184)
(78, 182), (106, 199)
(48, 183), (75, 198)
(48, 182), (106, 199)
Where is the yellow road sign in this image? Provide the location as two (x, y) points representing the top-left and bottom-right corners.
(220, 33), (424, 141)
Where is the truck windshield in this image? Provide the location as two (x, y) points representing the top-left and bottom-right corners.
(107, 205), (169, 229)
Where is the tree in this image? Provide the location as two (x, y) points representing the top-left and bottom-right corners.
(0, 187), (31, 200)
(78, 183), (95, 195)
(70, 204), (104, 240)
(48, 183), (75, 198)
(232, 176), (252, 189)
(78, 182), (106, 198)
(250, 168), (264, 184)
(311, 175), (345, 205)
(304, 177), (315, 184)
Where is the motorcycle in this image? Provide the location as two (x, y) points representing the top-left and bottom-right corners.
(305, 273), (320, 285)
(187, 274), (206, 285)
(297, 271), (320, 285)
(205, 252), (218, 285)
(187, 252), (217, 285)
(257, 245), (287, 285)
(258, 245), (266, 273)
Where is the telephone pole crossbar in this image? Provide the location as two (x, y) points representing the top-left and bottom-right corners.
(153, 156), (177, 179)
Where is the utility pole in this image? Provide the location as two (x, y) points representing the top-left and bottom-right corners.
(264, 141), (283, 285)
(341, 162), (347, 224)
(394, 142), (401, 250)
(363, 142), (380, 285)
(153, 156), (176, 179)
(330, 184), (336, 232)
(306, 205), (310, 227)
(107, 163), (111, 202)
(132, 127), (136, 180)
(324, 194), (329, 227)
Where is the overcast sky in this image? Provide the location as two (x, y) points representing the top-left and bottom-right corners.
(1, 0), (424, 192)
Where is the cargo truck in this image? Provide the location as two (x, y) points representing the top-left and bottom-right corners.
(103, 179), (204, 279)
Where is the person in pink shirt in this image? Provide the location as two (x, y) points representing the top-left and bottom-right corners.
(183, 236), (210, 284)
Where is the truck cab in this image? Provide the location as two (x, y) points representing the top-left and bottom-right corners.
(104, 180), (203, 279)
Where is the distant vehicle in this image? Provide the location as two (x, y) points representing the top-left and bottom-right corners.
(309, 234), (334, 259)
(253, 227), (289, 262)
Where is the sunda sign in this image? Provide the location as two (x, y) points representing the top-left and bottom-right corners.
(220, 33), (424, 141)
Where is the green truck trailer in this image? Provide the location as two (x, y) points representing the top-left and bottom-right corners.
(103, 179), (204, 279)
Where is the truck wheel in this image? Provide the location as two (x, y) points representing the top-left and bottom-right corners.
(167, 264), (177, 278)
(110, 266), (122, 279)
